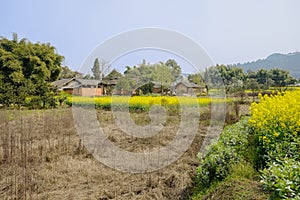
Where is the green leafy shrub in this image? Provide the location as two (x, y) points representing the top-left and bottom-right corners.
(260, 158), (300, 199)
(196, 118), (250, 190)
(56, 92), (70, 106)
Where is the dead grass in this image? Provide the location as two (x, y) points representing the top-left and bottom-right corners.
(201, 179), (269, 200)
(0, 103), (245, 199)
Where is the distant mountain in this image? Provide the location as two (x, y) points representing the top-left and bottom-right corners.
(235, 52), (300, 78)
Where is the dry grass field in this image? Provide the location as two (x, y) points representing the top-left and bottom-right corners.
(0, 104), (247, 199)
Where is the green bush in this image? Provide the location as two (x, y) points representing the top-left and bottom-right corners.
(251, 119), (300, 169)
(260, 158), (300, 199)
(195, 118), (250, 190)
(56, 92), (70, 106)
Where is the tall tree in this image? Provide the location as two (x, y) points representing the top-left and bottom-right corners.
(115, 76), (136, 95)
(152, 62), (173, 85)
(165, 59), (182, 82)
(269, 68), (296, 90)
(91, 58), (100, 80)
(256, 69), (270, 86)
(116, 59), (179, 95)
(245, 78), (260, 101)
(204, 65), (245, 94)
(152, 62), (173, 95)
(91, 58), (111, 80)
(0, 33), (64, 107)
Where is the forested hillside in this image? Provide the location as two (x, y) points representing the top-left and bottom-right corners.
(236, 52), (300, 78)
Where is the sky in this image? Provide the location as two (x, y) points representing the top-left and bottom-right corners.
(1, 0), (300, 74)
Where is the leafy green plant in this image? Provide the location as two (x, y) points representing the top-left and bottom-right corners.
(195, 118), (250, 190)
(260, 158), (300, 199)
(56, 92), (70, 106)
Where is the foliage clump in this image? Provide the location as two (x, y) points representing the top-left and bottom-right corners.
(0, 34), (64, 108)
(195, 118), (251, 190)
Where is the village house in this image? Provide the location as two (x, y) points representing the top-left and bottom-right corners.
(53, 71), (205, 97)
(52, 78), (103, 96)
(175, 80), (203, 95)
(52, 70), (122, 96)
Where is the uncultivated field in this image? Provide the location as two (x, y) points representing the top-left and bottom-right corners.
(0, 104), (247, 199)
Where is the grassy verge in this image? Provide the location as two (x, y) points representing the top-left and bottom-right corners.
(191, 118), (270, 199)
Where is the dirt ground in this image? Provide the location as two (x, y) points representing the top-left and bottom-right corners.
(0, 104), (248, 199)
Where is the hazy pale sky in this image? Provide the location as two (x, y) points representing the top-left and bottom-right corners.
(1, 0), (300, 73)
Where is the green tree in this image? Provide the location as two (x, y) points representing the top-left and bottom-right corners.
(0, 33), (64, 108)
(116, 59), (180, 95)
(104, 69), (123, 80)
(188, 73), (204, 85)
(59, 66), (83, 79)
(99, 59), (111, 80)
(165, 59), (182, 82)
(269, 68), (296, 90)
(124, 66), (131, 74)
(91, 58), (100, 80)
(137, 82), (155, 95)
(115, 76), (136, 95)
(204, 65), (245, 94)
(152, 62), (173, 95)
(256, 69), (270, 88)
(245, 78), (260, 101)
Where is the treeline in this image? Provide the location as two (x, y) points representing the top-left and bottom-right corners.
(188, 65), (298, 95)
(0, 34), (63, 108)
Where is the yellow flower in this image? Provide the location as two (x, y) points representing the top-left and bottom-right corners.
(249, 90), (300, 134)
(258, 93), (262, 99)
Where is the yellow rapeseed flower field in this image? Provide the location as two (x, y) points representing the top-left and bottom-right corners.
(68, 96), (231, 111)
(249, 90), (300, 152)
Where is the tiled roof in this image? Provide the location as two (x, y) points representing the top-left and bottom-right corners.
(177, 80), (201, 88)
(52, 78), (74, 87)
(53, 78), (118, 89)
(76, 79), (100, 86)
(101, 79), (118, 85)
